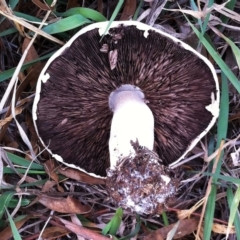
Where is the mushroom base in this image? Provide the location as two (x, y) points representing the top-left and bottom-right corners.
(106, 141), (178, 215)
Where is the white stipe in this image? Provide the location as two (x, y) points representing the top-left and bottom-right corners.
(109, 85), (154, 168)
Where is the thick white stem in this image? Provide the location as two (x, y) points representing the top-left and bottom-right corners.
(109, 85), (154, 168)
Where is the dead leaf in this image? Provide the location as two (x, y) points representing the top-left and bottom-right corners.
(44, 160), (64, 192)
(0, 18), (12, 33)
(67, 0), (79, 9)
(57, 166), (106, 185)
(164, 8), (206, 19)
(41, 226), (71, 239)
(0, 107), (23, 127)
(38, 195), (92, 214)
(19, 174), (44, 188)
(44, 160), (59, 183)
(143, 218), (198, 239)
(22, 37), (39, 64)
(42, 180), (58, 192)
(32, 0), (53, 11)
(59, 217), (110, 240)
(6, 141), (19, 150)
(120, 0), (136, 20)
(22, 61), (45, 88)
(97, 0), (103, 14)
(0, 215), (30, 240)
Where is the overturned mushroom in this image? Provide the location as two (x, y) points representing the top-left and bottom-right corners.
(33, 21), (219, 214)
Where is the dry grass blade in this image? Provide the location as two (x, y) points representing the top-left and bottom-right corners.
(206, 134), (240, 162)
(0, 107), (23, 127)
(146, 0), (169, 26)
(0, 10), (64, 45)
(213, 223), (236, 235)
(212, 1), (240, 22)
(164, 6), (208, 19)
(177, 198), (205, 220)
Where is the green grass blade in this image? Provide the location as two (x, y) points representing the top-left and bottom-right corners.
(6, 152), (43, 170)
(0, 0), (19, 24)
(185, 17), (240, 93)
(0, 52), (54, 82)
(218, 32), (240, 69)
(0, 28), (18, 37)
(5, 207), (22, 240)
(42, 15), (91, 35)
(162, 211), (169, 226)
(120, 214), (141, 240)
(227, 187), (240, 240)
(7, 198), (30, 208)
(19, 179), (48, 188)
(190, 0), (203, 32)
(55, 7), (107, 22)
(201, 172), (240, 185)
(214, 73), (229, 177)
(220, 0), (237, 24)
(9, 0), (19, 9)
(0, 191), (15, 219)
(45, 0), (54, 6)
(201, 0), (214, 35)
(204, 186), (217, 240)
(100, 0), (124, 41)
(204, 72), (229, 239)
(226, 186), (240, 238)
(4, 167), (45, 175)
(133, 0), (143, 20)
(102, 208), (123, 236)
(13, 11), (42, 22)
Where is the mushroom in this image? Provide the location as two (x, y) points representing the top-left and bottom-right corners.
(33, 21), (219, 214)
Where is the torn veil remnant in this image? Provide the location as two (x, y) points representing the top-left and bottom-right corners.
(33, 21), (219, 215)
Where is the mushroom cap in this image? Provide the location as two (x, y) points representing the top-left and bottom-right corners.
(33, 21), (219, 178)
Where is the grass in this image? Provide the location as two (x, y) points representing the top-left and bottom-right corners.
(0, 0), (240, 239)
